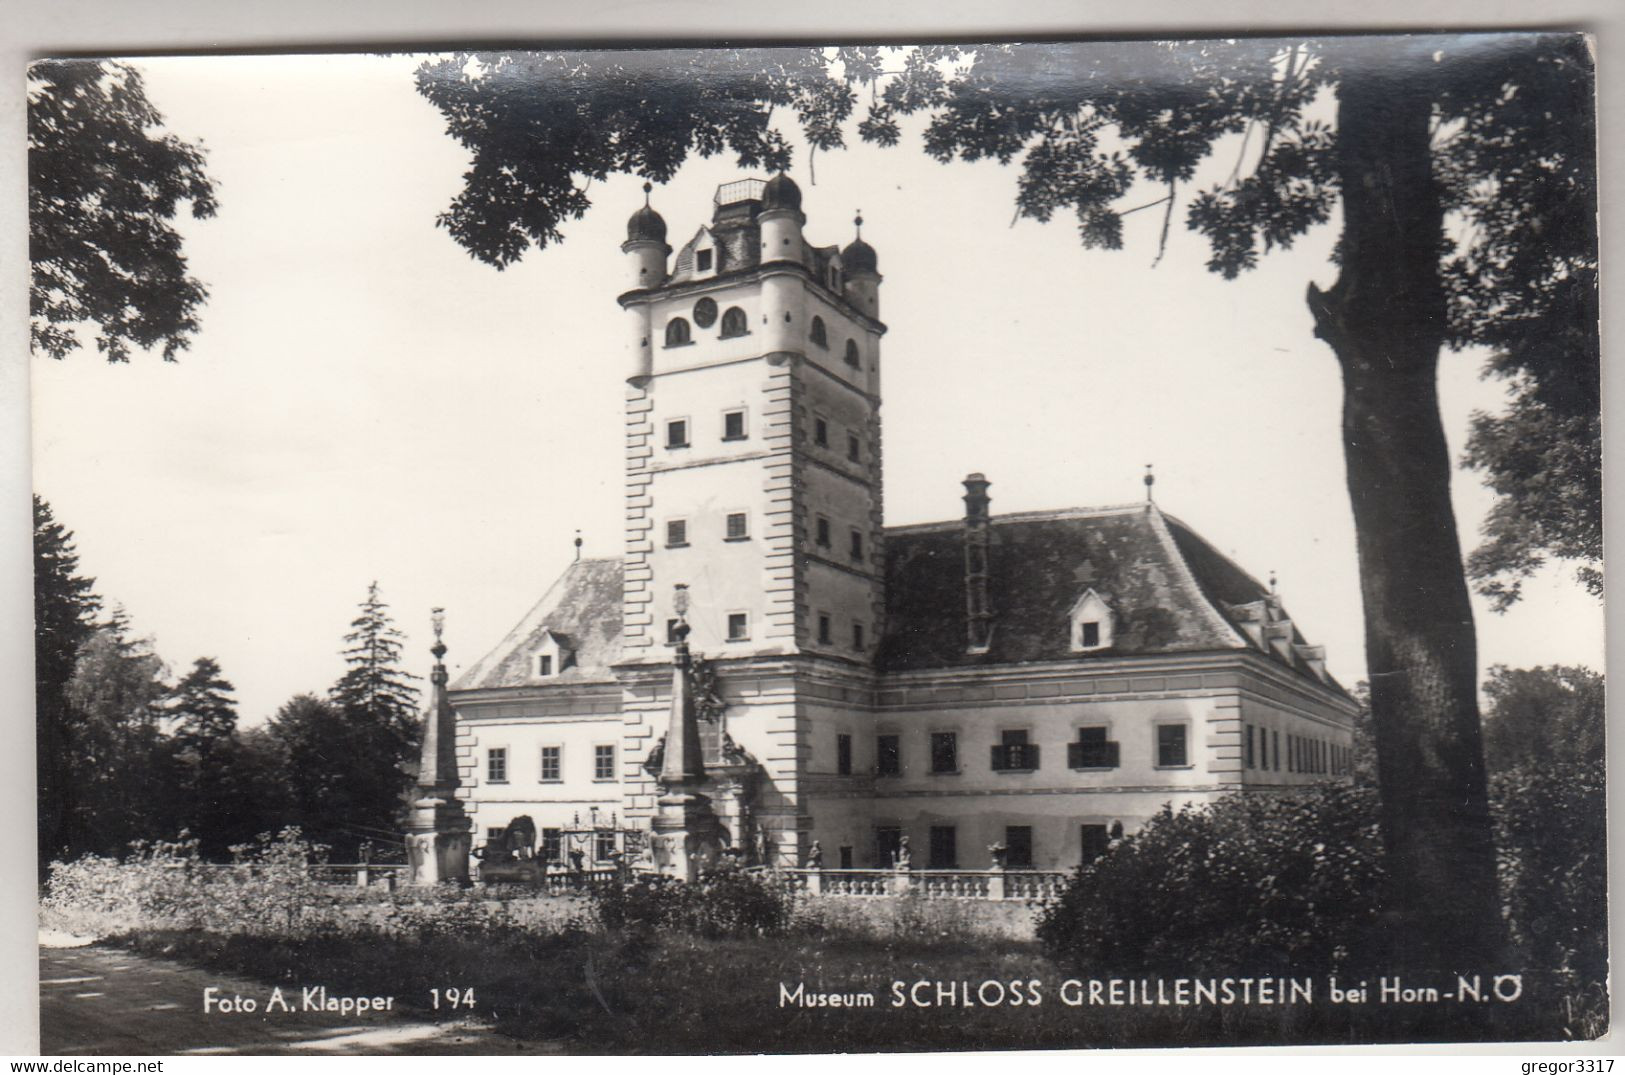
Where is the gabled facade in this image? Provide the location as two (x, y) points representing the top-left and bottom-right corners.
(447, 177), (1358, 872)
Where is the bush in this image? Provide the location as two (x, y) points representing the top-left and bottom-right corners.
(589, 867), (793, 938)
(1036, 785), (1386, 977)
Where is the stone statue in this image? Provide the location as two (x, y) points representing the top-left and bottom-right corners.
(804, 840), (823, 869)
(895, 834), (912, 870)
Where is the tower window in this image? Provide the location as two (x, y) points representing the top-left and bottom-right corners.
(814, 416), (829, 447)
(666, 418), (689, 448)
(818, 612), (832, 645)
(847, 433), (861, 462)
(852, 621), (865, 650)
(844, 339), (861, 368)
(722, 408), (747, 440)
(696, 249), (713, 272)
(1156, 723), (1189, 768)
(664, 318), (691, 347)
(727, 612), (750, 641)
(720, 306), (748, 338)
(725, 512), (749, 540)
(849, 529), (864, 563)
(665, 519), (688, 547)
(810, 316), (828, 348)
(815, 516), (831, 548)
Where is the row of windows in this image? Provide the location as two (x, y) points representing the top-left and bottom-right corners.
(812, 515), (867, 563)
(811, 415), (865, 462)
(665, 512), (751, 547)
(659, 611), (869, 650)
(485, 744), (616, 784)
(662, 309), (864, 373)
(1243, 725), (1348, 776)
(836, 724), (1187, 777)
(664, 408), (749, 449)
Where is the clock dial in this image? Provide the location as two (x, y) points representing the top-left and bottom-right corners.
(693, 297), (718, 328)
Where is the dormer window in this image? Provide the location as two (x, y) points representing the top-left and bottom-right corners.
(1068, 589), (1114, 652)
(537, 655), (553, 677)
(533, 629), (573, 678)
(697, 249), (713, 272)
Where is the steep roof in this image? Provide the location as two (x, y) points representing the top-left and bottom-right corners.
(452, 558), (624, 690)
(879, 503), (1268, 672)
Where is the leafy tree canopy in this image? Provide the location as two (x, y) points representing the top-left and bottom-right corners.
(1481, 663), (1603, 772)
(29, 59), (217, 362)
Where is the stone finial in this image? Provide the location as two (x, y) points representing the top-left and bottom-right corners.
(1144, 463), (1155, 504)
(430, 606), (446, 661)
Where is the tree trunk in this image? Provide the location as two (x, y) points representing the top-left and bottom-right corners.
(1307, 62), (1501, 969)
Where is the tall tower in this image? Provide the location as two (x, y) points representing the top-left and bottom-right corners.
(618, 175), (886, 663)
(616, 176), (886, 861)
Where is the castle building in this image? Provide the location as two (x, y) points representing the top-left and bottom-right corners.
(446, 176), (1357, 873)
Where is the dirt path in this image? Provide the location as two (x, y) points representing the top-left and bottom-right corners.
(40, 943), (563, 1056)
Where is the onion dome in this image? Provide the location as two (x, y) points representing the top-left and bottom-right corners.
(761, 173), (803, 212)
(842, 212), (877, 274)
(626, 181), (667, 243)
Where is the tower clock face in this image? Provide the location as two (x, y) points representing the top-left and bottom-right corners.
(692, 297), (718, 328)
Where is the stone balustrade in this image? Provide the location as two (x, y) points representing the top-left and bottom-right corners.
(778, 867), (1068, 902)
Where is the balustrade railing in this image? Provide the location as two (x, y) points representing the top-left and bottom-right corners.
(778, 867), (1068, 901)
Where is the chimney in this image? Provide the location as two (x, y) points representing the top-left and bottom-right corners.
(963, 473), (992, 653)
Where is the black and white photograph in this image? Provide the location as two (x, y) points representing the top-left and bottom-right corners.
(14, 22), (1608, 1057)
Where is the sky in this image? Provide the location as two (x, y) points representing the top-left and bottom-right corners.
(29, 49), (1605, 725)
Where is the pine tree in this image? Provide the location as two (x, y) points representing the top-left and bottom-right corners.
(34, 496), (102, 866)
(331, 581), (420, 737)
(166, 657), (242, 856)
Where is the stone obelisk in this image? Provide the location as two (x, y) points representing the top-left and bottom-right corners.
(651, 585), (722, 880)
(405, 607), (473, 885)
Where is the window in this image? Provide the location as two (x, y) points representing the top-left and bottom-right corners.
(817, 612), (832, 645)
(930, 731), (958, 774)
(666, 618), (682, 644)
(540, 745), (561, 782)
(594, 744), (616, 781)
(810, 316), (828, 347)
(1156, 723), (1189, 768)
(815, 516), (831, 547)
(541, 828), (562, 862)
(537, 654), (553, 676)
(876, 734), (901, 776)
(1080, 621), (1101, 648)
(814, 416), (829, 447)
(727, 612), (750, 641)
(1081, 824), (1111, 864)
(992, 729), (1040, 771)
(664, 318), (691, 347)
(847, 432), (861, 462)
(595, 832), (616, 861)
(1069, 590), (1114, 651)
(486, 748), (508, 784)
(666, 418), (689, 448)
(839, 846), (853, 869)
(1288, 734), (1296, 773)
(725, 512), (749, 540)
(720, 306), (748, 337)
(1068, 726), (1118, 769)
(844, 339), (861, 368)
(1273, 730), (1281, 771)
(928, 826), (957, 869)
(1245, 725), (1255, 769)
(722, 409), (747, 440)
(852, 622), (866, 651)
(875, 826), (902, 867)
(849, 528), (864, 562)
(665, 518), (688, 547)
(1005, 826), (1034, 869)
(696, 249), (713, 272)
(836, 733), (852, 776)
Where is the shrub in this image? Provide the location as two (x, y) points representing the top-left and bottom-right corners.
(1036, 785), (1386, 977)
(589, 867), (793, 938)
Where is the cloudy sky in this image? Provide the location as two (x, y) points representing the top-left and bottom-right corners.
(29, 48), (1604, 724)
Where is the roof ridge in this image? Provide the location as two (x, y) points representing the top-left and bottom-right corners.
(885, 502), (1148, 536)
(1142, 505), (1250, 649)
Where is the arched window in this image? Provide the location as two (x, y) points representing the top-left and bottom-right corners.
(665, 318), (691, 347)
(720, 306), (748, 338)
(844, 339), (861, 368)
(809, 316), (828, 348)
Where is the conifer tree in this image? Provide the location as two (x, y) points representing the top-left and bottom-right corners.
(166, 656), (242, 856)
(33, 496), (102, 866)
(331, 581), (421, 737)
